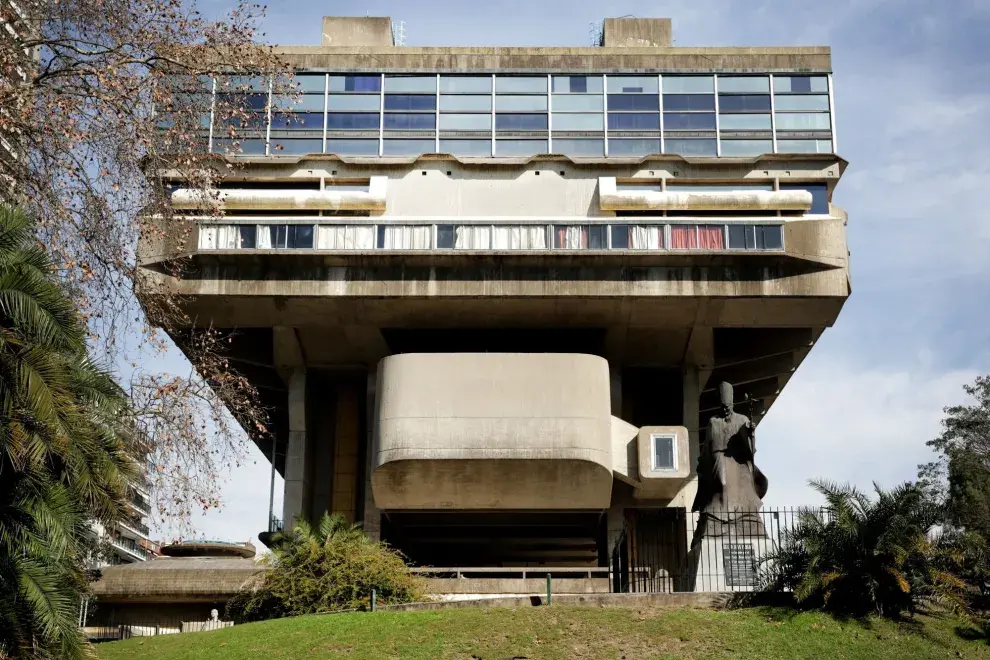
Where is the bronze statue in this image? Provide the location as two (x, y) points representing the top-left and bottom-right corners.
(691, 382), (768, 537)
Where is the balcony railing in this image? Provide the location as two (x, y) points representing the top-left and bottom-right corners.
(110, 536), (150, 560)
(119, 517), (150, 538)
(195, 217), (785, 253)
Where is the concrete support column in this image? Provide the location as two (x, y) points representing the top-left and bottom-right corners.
(609, 364), (622, 417)
(677, 367), (702, 511)
(282, 368), (310, 527)
(362, 368), (381, 540)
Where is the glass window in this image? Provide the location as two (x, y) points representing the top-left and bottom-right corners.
(328, 75), (381, 93)
(664, 139), (717, 156)
(607, 113), (659, 130)
(270, 138), (322, 155)
(327, 94), (381, 112)
(720, 140), (773, 157)
(552, 94), (604, 112)
(552, 138), (604, 157)
(669, 225), (698, 249)
(326, 113), (380, 130)
(717, 94), (772, 113)
(384, 113), (436, 130)
(219, 75), (268, 92)
(607, 94), (660, 111)
(239, 225), (257, 249)
(606, 76), (659, 94)
(272, 94), (326, 111)
(652, 434), (676, 470)
(608, 138), (660, 157)
(437, 224), (455, 249)
(439, 139), (492, 156)
(495, 139), (547, 157)
(774, 95), (830, 112)
(775, 113), (831, 131)
(384, 75), (436, 93)
(439, 94), (492, 112)
(212, 139), (266, 155)
(719, 114), (772, 130)
(554, 225), (607, 249)
(662, 76), (714, 94)
(552, 113), (604, 131)
(439, 76), (492, 94)
(494, 76), (547, 93)
(494, 95), (549, 112)
(217, 92), (268, 111)
(663, 113), (716, 131)
(777, 139), (833, 154)
(439, 113), (492, 131)
(761, 225), (784, 250)
(662, 94), (715, 112)
(728, 224), (747, 249)
(773, 75), (828, 93)
(552, 75), (604, 94)
(732, 224), (783, 250)
(781, 183), (829, 214)
(717, 76), (770, 93)
(495, 114), (548, 131)
(325, 138), (379, 156)
(267, 224), (314, 249)
(383, 94), (437, 111)
(270, 112), (324, 130)
(382, 139), (436, 156)
(610, 225), (629, 249)
(286, 75), (326, 93)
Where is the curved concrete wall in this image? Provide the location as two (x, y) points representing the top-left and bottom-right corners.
(372, 353), (613, 510)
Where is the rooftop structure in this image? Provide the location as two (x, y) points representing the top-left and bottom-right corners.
(140, 16), (848, 582)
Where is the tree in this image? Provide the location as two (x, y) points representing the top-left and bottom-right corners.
(225, 513), (424, 623)
(920, 375), (990, 540)
(0, 0), (292, 528)
(0, 205), (135, 659)
(762, 479), (965, 618)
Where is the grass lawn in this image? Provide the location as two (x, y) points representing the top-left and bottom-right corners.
(95, 605), (990, 660)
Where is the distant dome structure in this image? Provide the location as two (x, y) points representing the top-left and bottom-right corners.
(159, 539), (256, 559)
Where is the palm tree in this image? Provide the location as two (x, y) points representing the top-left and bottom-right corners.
(763, 479), (964, 618)
(0, 205), (136, 659)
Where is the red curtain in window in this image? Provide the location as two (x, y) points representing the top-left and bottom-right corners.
(670, 225), (698, 249)
(556, 226), (588, 249)
(698, 225), (725, 250)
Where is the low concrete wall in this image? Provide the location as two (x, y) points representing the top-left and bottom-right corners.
(383, 592), (736, 611)
(425, 577), (609, 595)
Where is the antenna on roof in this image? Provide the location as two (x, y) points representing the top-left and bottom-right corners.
(394, 20), (406, 46)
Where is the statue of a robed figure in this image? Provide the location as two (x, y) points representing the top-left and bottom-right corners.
(691, 381), (769, 538)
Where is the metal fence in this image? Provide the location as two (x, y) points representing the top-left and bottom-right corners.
(83, 616), (233, 643)
(611, 507), (826, 594)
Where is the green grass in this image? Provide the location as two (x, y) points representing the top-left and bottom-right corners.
(96, 606), (990, 660)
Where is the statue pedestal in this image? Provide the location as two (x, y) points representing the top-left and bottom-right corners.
(688, 512), (767, 592)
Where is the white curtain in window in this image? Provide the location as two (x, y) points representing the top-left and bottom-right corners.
(198, 226), (217, 249)
(629, 226), (662, 250)
(257, 226), (273, 249)
(383, 226), (432, 250)
(317, 225), (375, 250)
(556, 226), (587, 249)
(454, 226), (490, 249)
(216, 225), (238, 249)
(491, 226), (547, 250)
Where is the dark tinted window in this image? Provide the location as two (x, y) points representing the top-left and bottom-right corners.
(781, 183), (829, 214)
(384, 113), (436, 130)
(384, 94), (437, 111)
(607, 94), (660, 111)
(271, 112), (324, 130)
(238, 225), (256, 249)
(326, 113), (380, 130)
(276, 225), (313, 249)
(664, 113), (716, 130)
(344, 75), (381, 92)
(610, 225), (630, 249)
(728, 224), (747, 249)
(607, 113), (660, 130)
(437, 225), (455, 249)
(662, 94), (715, 112)
(760, 225), (783, 250)
(717, 94), (772, 112)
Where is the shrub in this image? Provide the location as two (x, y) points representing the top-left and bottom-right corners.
(226, 514), (424, 622)
(762, 480), (967, 618)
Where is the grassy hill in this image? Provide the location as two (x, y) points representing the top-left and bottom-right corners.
(96, 605), (990, 660)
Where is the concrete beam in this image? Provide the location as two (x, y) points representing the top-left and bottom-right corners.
(282, 368), (310, 527)
(273, 326), (305, 382)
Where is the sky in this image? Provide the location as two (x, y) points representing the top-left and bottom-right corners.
(166, 0), (990, 545)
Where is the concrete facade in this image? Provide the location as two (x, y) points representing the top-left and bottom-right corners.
(139, 16), (849, 576)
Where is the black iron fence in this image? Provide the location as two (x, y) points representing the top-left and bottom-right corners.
(611, 507), (826, 594)
(83, 616), (233, 642)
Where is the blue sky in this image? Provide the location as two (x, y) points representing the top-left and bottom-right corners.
(174, 0), (990, 543)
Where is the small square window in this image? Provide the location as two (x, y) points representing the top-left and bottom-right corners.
(437, 225), (455, 249)
(238, 225), (257, 249)
(652, 434), (676, 470)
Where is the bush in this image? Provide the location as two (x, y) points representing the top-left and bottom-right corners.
(762, 480), (967, 618)
(226, 514), (424, 622)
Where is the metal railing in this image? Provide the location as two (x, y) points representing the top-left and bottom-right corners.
(269, 515), (283, 533)
(83, 616), (232, 642)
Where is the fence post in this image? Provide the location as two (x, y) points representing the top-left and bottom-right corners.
(546, 573), (551, 606)
(371, 588), (377, 612)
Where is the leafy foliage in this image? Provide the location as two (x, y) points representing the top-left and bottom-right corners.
(762, 480), (966, 618)
(226, 514), (424, 623)
(0, 205), (136, 659)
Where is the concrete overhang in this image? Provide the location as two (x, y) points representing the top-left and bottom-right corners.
(170, 176), (386, 212)
(371, 352), (614, 510)
(599, 177), (812, 212)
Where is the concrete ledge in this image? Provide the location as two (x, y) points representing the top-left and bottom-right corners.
(381, 592), (734, 611)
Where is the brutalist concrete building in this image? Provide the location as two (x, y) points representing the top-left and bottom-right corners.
(143, 16), (848, 575)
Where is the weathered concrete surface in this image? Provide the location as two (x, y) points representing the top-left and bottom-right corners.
(321, 17), (394, 47)
(381, 591), (738, 611)
(424, 577), (610, 595)
(603, 18), (673, 48)
(172, 182), (386, 212)
(372, 353), (613, 510)
(91, 557), (264, 603)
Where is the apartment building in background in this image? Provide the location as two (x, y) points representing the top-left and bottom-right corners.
(140, 16), (848, 578)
